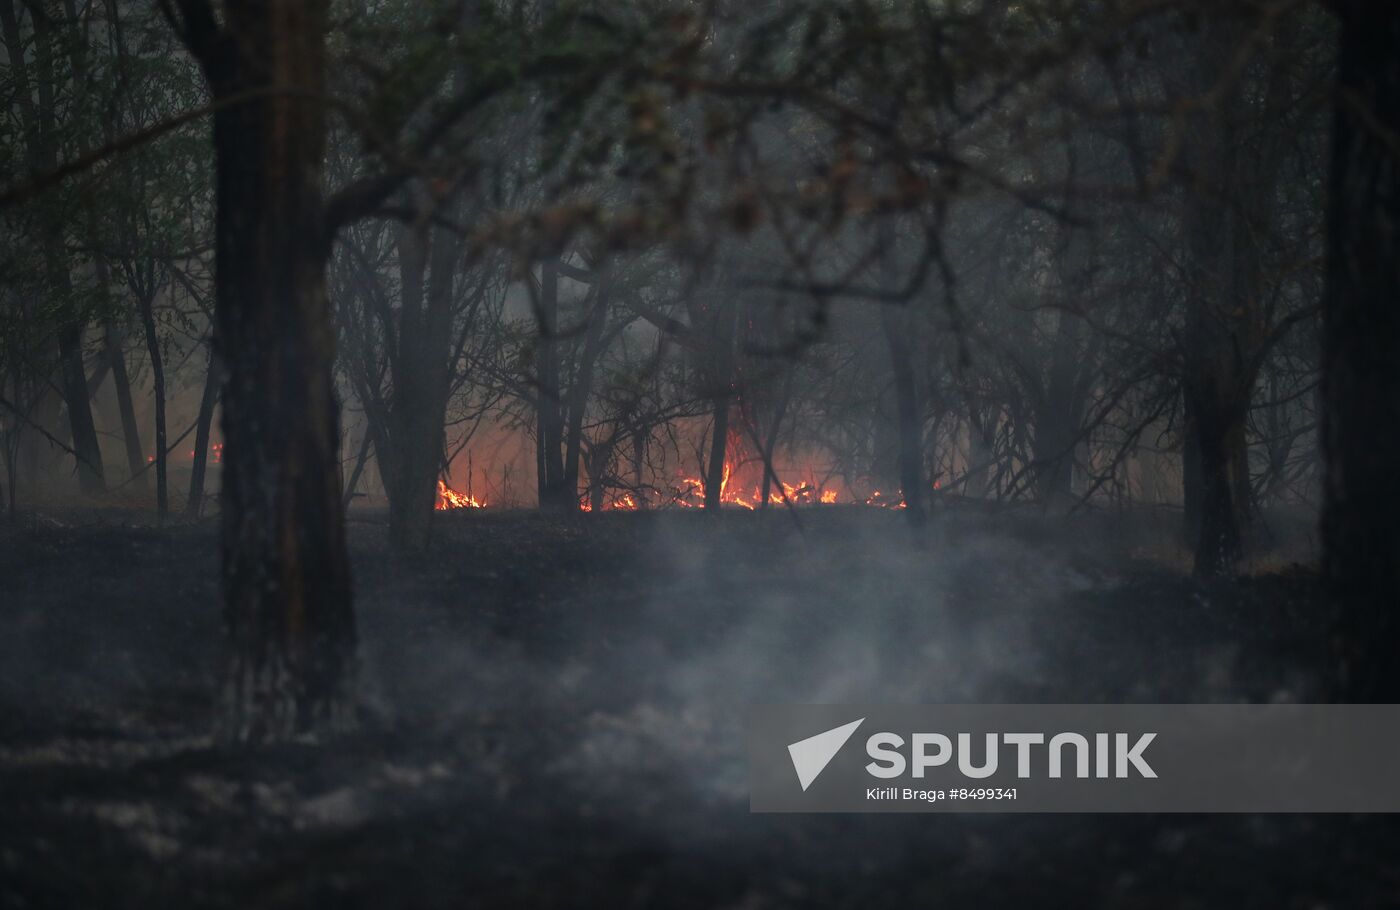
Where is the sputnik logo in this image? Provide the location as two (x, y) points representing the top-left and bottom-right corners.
(787, 718), (865, 791)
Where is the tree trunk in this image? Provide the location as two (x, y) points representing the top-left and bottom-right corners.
(702, 292), (738, 511)
(758, 374), (794, 509)
(1181, 405), (1202, 545)
(1183, 378), (1250, 577)
(185, 347), (219, 519)
(1, 369), (17, 520)
(1323, 2), (1400, 700)
(381, 217), (457, 551)
(704, 396), (731, 511)
(185, 0), (355, 742)
(881, 301), (927, 527)
(632, 433), (646, 505)
(54, 321), (106, 494)
(137, 290), (168, 520)
(1032, 309), (1087, 509)
(342, 429), (373, 512)
(359, 3), (476, 545)
(964, 409), (994, 499)
(1180, 21), (1257, 578)
(90, 204), (145, 491)
(1034, 180), (1094, 511)
(562, 281), (610, 502)
(585, 440), (611, 513)
(535, 259), (571, 510)
(875, 218), (926, 527)
(103, 321), (146, 490)
(869, 388), (901, 494)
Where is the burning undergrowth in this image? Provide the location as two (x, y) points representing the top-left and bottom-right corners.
(434, 424), (928, 513)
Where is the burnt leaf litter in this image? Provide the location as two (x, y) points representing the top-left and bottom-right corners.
(0, 504), (1392, 908)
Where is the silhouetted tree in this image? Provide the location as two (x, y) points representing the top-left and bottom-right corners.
(1322, 1), (1400, 699)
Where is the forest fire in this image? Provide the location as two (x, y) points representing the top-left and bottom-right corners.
(435, 479), (485, 510)
(5, 0), (1383, 905)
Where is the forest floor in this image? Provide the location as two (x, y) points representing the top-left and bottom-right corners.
(0, 501), (1396, 909)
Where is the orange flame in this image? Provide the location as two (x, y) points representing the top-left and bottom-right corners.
(581, 492), (640, 512)
(668, 455), (841, 510)
(438, 432), (933, 513)
(436, 479), (485, 510)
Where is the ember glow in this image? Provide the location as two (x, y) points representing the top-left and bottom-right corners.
(148, 441), (222, 464)
(864, 490), (907, 509)
(580, 492), (640, 512)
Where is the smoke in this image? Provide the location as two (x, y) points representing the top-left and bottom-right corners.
(0, 506), (1328, 890)
(553, 514), (1105, 808)
(344, 507), (1129, 852)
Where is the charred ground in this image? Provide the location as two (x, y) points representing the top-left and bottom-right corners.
(0, 505), (1393, 908)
